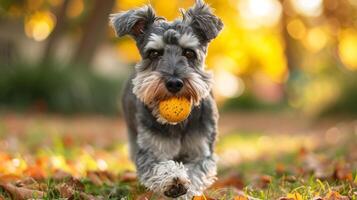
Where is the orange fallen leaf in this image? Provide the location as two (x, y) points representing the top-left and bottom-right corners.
(0, 174), (22, 183)
(24, 165), (46, 180)
(193, 195), (215, 200)
(276, 163), (287, 174)
(333, 162), (353, 181)
(258, 175), (272, 188)
(234, 194), (249, 200)
(324, 191), (349, 200)
(211, 173), (244, 190)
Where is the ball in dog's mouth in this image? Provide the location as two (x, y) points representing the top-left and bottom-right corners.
(159, 97), (192, 123)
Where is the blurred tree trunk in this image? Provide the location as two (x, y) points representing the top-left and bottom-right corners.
(280, 0), (298, 71)
(72, 0), (116, 66)
(42, 0), (70, 63)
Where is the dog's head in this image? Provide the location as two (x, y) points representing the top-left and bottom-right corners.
(110, 0), (223, 122)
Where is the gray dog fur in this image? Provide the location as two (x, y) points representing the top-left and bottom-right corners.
(109, 0), (223, 198)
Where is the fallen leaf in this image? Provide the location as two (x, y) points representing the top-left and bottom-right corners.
(0, 182), (44, 200)
(52, 169), (71, 181)
(333, 162), (353, 181)
(279, 193), (303, 200)
(234, 194), (249, 200)
(193, 195), (215, 200)
(0, 174), (22, 183)
(65, 177), (85, 191)
(324, 191), (349, 200)
(313, 197), (323, 200)
(276, 163), (287, 174)
(136, 191), (154, 200)
(56, 183), (74, 198)
(211, 173), (244, 189)
(258, 175), (272, 188)
(287, 192), (303, 200)
(24, 165), (46, 180)
(87, 171), (115, 186)
(119, 171), (137, 182)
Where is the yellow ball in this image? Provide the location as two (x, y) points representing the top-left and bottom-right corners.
(159, 97), (192, 123)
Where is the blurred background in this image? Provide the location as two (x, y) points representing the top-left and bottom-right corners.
(0, 0), (356, 191)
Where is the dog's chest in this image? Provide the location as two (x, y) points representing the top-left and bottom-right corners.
(137, 127), (210, 162)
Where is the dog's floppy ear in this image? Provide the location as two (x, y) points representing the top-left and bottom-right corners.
(110, 5), (157, 39)
(182, 0), (223, 42)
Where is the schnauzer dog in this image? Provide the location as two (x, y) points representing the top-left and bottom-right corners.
(110, 0), (223, 198)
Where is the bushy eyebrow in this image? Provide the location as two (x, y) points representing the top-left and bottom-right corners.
(179, 33), (200, 48)
(144, 33), (164, 51)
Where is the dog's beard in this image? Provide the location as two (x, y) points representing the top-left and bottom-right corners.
(132, 70), (212, 124)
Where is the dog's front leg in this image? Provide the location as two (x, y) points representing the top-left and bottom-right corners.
(136, 149), (190, 198)
(184, 155), (217, 197)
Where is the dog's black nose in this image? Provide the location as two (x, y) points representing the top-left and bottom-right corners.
(165, 78), (183, 93)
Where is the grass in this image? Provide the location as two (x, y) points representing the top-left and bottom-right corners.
(0, 115), (356, 199)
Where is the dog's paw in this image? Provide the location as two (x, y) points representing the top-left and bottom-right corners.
(164, 177), (189, 198)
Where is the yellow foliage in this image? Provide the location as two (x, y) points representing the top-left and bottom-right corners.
(114, 0), (288, 83)
(338, 29), (357, 70)
(287, 192), (303, 200)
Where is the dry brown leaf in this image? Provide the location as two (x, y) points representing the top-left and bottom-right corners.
(119, 171), (137, 182)
(211, 173), (244, 190)
(78, 191), (103, 200)
(0, 182), (44, 200)
(65, 177), (85, 191)
(258, 175), (272, 188)
(87, 171), (103, 185)
(324, 191), (350, 200)
(52, 169), (71, 181)
(87, 171), (115, 186)
(313, 197), (324, 200)
(57, 183), (74, 198)
(14, 177), (45, 191)
(333, 162), (353, 181)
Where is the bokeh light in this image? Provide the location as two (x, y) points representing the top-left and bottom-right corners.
(338, 29), (357, 70)
(290, 0), (323, 17)
(67, 0), (84, 18)
(214, 69), (245, 98)
(303, 27), (328, 53)
(24, 11), (56, 41)
(238, 0), (282, 28)
(287, 19), (306, 40)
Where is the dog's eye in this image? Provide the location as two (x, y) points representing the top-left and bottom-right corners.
(183, 49), (196, 59)
(148, 50), (162, 59)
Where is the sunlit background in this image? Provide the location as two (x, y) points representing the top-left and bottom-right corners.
(1, 0), (357, 116)
(0, 0), (356, 191)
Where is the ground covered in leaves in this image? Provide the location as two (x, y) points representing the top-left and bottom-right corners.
(0, 113), (356, 199)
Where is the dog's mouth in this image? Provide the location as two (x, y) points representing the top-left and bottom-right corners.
(132, 71), (212, 124)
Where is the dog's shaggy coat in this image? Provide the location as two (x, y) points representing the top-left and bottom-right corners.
(110, 0), (223, 198)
